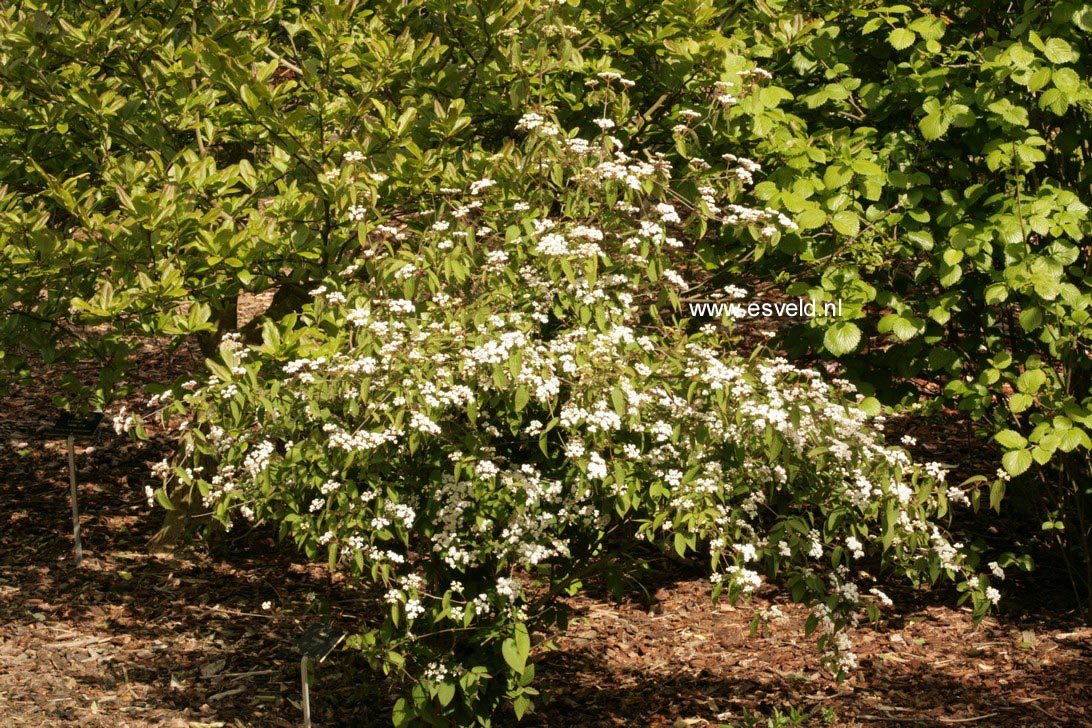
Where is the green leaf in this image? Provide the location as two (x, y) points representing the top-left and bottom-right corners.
(1053, 67), (1080, 94)
(892, 316), (923, 341)
(514, 385), (530, 412)
(850, 159), (884, 176)
(1043, 38), (1077, 64)
(1027, 67), (1052, 92)
(674, 531), (688, 558)
(990, 479), (1006, 512)
(984, 283), (1009, 305)
(1075, 6), (1092, 31)
(1002, 449), (1032, 477)
(392, 698), (410, 726)
(155, 488), (175, 511)
(514, 622), (531, 665)
(796, 207), (828, 230)
(1058, 428), (1090, 452)
(395, 107), (418, 136)
(888, 28), (916, 50)
(1032, 445), (1053, 465)
(1019, 307), (1043, 332)
(858, 396), (882, 416)
(611, 387), (626, 417)
(1017, 368), (1046, 393)
(831, 211), (860, 236)
(919, 113), (949, 140)
(513, 694), (531, 719)
(905, 230), (934, 249)
(994, 429), (1027, 449)
(1008, 393), (1033, 413)
(939, 262), (962, 287)
(502, 637), (526, 674)
(823, 322), (861, 356)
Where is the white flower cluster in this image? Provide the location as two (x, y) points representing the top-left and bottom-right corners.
(722, 153), (762, 185)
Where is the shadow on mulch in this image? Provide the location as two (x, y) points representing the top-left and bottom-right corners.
(510, 644), (1092, 727)
(0, 427), (396, 727)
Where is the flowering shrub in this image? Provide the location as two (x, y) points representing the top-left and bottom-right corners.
(146, 81), (994, 724)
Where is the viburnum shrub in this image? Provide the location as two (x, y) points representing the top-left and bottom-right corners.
(142, 78), (993, 725)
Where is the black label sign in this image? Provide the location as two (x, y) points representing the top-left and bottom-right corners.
(47, 411), (104, 438)
(296, 623), (347, 662)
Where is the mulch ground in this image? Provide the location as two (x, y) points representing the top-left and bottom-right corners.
(1, 336), (1090, 727)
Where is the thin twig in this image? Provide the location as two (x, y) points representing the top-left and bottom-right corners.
(200, 668), (278, 680)
(937, 713), (1000, 724)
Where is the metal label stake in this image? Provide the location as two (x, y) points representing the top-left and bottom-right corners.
(296, 623), (347, 728)
(66, 435), (82, 566)
(47, 411), (103, 567)
(301, 655), (311, 728)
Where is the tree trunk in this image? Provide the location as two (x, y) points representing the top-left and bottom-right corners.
(196, 295), (239, 358)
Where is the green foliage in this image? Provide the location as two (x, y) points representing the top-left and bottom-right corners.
(0, 0), (609, 404)
(660, 0), (1092, 609)
(721, 703), (837, 728)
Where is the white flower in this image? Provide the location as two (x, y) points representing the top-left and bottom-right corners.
(423, 661), (450, 683)
(735, 543), (757, 562)
(985, 587), (1001, 606)
(988, 561), (1005, 580)
(469, 178), (496, 195)
(946, 486), (970, 506)
(495, 577), (521, 601)
(808, 530), (823, 559)
(870, 588), (893, 607)
(404, 599), (425, 620)
(515, 112), (544, 131)
(386, 299), (415, 314)
(593, 118), (615, 130)
(261, 600), (273, 610)
(655, 202), (680, 224)
(845, 536), (864, 560)
(924, 461), (948, 482)
(586, 452), (608, 480)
